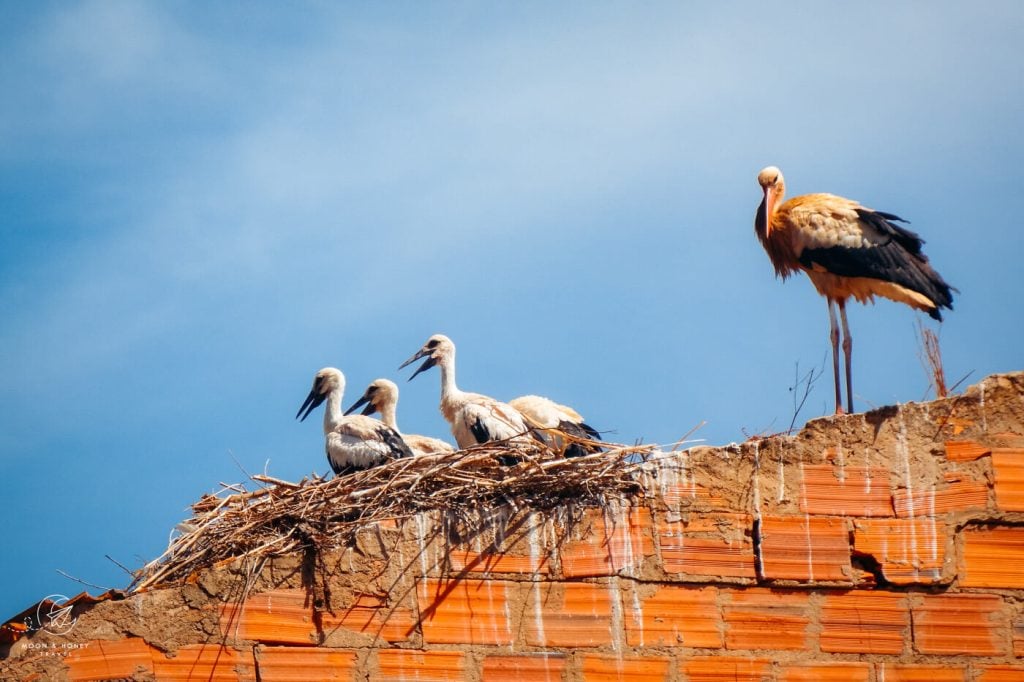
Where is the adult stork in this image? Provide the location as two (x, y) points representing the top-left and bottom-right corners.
(755, 166), (955, 414)
(508, 394), (602, 458)
(400, 334), (536, 461)
(345, 378), (455, 456)
(296, 367), (413, 476)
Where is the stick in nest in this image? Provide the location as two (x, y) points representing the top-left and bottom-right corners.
(128, 439), (654, 592)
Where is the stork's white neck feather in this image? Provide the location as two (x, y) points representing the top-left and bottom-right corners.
(323, 385), (345, 434)
(378, 399), (400, 434)
(437, 351), (464, 409)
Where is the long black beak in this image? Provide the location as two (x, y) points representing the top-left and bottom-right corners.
(399, 348), (437, 382)
(296, 388), (326, 422)
(344, 394), (374, 416)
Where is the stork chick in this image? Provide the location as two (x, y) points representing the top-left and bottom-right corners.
(345, 378), (455, 456)
(399, 334), (536, 463)
(509, 394), (602, 458)
(296, 367), (413, 476)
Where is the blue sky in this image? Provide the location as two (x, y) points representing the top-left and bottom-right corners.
(2, 2), (1022, 617)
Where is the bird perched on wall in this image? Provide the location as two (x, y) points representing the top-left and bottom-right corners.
(755, 166), (955, 414)
(400, 334), (536, 463)
(508, 394), (602, 458)
(345, 378), (455, 457)
(296, 367), (413, 476)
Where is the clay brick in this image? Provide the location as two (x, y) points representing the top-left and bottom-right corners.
(800, 464), (893, 516)
(377, 650), (465, 682)
(1014, 617), (1024, 657)
(992, 448), (1024, 512)
(681, 656), (773, 681)
(961, 526), (1024, 589)
(819, 591), (909, 654)
(723, 588), (811, 651)
(894, 477), (989, 516)
(319, 594), (416, 643)
(256, 646), (356, 682)
(448, 548), (550, 574)
(65, 637), (155, 681)
(853, 518), (948, 585)
(977, 665), (1024, 681)
(912, 593), (1006, 656)
(561, 507), (654, 577)
(220, 588), (315, 645)
(658, 514), (757, 579)
(759, 515), (851, 582)
(481, 654), (566, 682)
(779, 662), (871, 681)
(580, 654), (671, 682)
(152, 644), (248, 681)
(525, 582), (616, 647)
(945, 440), (991, 461)
(625, 585), (721, 648)
(417, 578), (513, 645)
(876, 664), (966, 681)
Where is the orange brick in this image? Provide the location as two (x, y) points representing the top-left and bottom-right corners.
(961, 526), (1024, 588)
(256, 646), (356, 682)
(1014, 617), (1024, 657)
(779, 662), (871, 681)
(682, 656), (772, 682)
(759, 515), (851, 582)
(220, 588), (315, 645)
(913, 593), (1006, 656)
(893, 477), (989, 516)
(992, 448), (1024, 512)
(448, 548), (550, 574)
(580, 654), (670, 681)
(525, 582), (615, 647)
(377, 650), (465, 682)
(854, 518), (948, 585)
(819, 591), (909, 654)
(800, 464), (893, 516)
(561, 507), (654, 577)
(723, 588), (811, 651)
(417, 578), (513, 645)
(945, 440), (991, 461)
(319, 594), (415, 643)
(625, 585), (721, 648)
(481, 654), (566, 682)
(65, 638), (155, 681)
(152, 644), (248, 682)
(977, 665), (1024, 681)
(658, 514), (757, 579)
(876, 664), (966, 681)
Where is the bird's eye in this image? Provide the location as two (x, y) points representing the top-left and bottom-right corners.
(427, 340), (439, 349)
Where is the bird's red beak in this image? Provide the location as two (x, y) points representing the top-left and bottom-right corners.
(762, 186), (774, 238)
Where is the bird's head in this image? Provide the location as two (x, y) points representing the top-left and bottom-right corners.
(757, 166), (786, 237)
(345, 378), (398, 416)
(296, 367), (344, 422)
(399, 334), (453, 381)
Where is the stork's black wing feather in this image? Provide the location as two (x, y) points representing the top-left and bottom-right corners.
(799, 209), (955, 320)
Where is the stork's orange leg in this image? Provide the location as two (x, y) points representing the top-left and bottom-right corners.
(827, 298), (843, 414)
(838, 299), (853, 414)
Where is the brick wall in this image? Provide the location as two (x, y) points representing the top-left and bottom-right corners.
(6, 373), (1024, 681)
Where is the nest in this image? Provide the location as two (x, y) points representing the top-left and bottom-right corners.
(129, 439), (656, 592)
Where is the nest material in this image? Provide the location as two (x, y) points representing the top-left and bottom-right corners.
(129, 439), (655, 592)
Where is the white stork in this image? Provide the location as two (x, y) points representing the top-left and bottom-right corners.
(508, 394), (602, 458)
(296, 367), (413, 476)
(399, 334), (536, 462)
(755, 166), (955, 414)
(345, 378), (455, 457)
